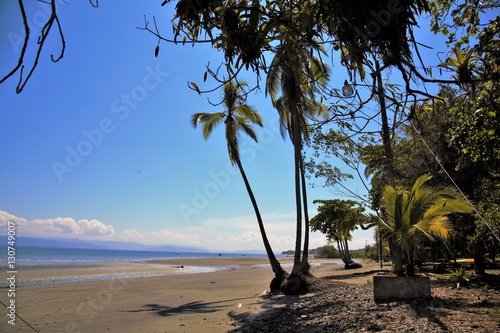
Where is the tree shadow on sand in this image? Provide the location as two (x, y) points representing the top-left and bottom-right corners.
(226, 294), (303, 332)
(129, 296), (262, 317)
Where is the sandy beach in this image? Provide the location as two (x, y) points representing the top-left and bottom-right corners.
(0, 257), (385, 333)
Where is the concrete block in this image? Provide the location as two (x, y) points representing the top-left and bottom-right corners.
(373, 275), (431, 303)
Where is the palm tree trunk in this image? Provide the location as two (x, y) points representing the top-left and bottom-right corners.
(406, 249), (415, 276)
(389, 237), (405, 276)
(300, 158), (311, 275)
(233, 154), (288, 281)
(281, 122), (307, 294)
(280, 69), (310, 294)
(291, 136), (303, 275)
(284, 71), (304, 277)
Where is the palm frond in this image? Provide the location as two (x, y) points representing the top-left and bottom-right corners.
(381, 174), (473, 256)
(235, 105), (263, 127)
(225, 116), (239, 165)
(191, 112), (226, 140)
(235, 116), (259, 143)
(422, 198), (473, 221)
(265, 50), (283, 101)
(413, 216), (451, 241)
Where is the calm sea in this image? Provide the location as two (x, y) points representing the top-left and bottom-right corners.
(0, 246), (271, 266)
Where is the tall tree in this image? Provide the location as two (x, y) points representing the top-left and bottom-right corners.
(191, 80), (288, 290)
(265, 13), (330, 293)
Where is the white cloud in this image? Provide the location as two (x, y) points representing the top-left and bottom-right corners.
(0, 211), (115, 238)
(78, 219), (115, 236)
(121, 228), (143, 239)
(0, 210), (374, 252)
(0, 210), (25, 225)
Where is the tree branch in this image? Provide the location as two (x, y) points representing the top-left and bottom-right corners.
(0, 0), (30, 89)
(1, 0), (98, 93)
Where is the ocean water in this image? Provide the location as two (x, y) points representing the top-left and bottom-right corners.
(0, 246), (271, 266)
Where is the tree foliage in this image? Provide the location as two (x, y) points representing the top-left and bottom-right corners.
(310, 199), (369, 267)
(379, 174), (473, 275)
(157, 0), (432, 87)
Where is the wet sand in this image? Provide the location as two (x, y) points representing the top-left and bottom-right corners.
(0, 258), (387, 333)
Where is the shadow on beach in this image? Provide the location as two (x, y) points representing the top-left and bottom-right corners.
(227, 294), (302, 331)
(130, 296), (258, 316)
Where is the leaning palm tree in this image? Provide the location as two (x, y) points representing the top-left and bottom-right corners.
(191, 80), (288, 290)
(378, 174), (473, 276)
(265, 31), (330, 293)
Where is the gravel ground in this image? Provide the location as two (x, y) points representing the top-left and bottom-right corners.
(231, 275), (500, 333)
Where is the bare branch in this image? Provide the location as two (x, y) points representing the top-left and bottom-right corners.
(14, 0), (61, 93)
(50, 14), (66, 62)
(0, 0), (30, 88)
(1, 0), (99, 93)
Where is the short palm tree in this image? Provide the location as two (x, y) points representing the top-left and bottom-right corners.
(378, 174), (473, 275)
(191, 80), (288, 289)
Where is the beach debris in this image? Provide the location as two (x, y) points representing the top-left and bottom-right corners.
(238, 303), (242, 308)
(261, 289), (272, 298)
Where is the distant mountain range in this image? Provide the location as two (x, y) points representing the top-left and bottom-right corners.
(0, 236), (266, 254)
(1, 236), (210, 253)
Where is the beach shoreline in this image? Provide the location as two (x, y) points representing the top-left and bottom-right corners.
(2, 257), (498, 332)
(0, 257), (382, 332)
(1, 257), (354, 287)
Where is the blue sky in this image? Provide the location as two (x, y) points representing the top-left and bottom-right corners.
(0, 1), (459, 252)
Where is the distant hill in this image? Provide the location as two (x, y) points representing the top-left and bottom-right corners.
(1, 236), (210, 253)
(232, 249), (267, 255)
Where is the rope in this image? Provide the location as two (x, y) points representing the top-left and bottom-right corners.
(0, 300), (39, 332)
(409, 120), (500, 243)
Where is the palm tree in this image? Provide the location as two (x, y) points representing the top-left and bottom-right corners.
(191, 80), (288, 289)
(378, 174), (473, 275)
(265, 28), (330, 293)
